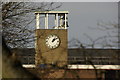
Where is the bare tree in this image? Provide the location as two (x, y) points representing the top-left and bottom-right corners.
(2, 2), (62, 48)
(86, 21), (119, 49)
(1, 2), (62, 79)
(83, 21), (120, 79)
(68, 21), (119, 79)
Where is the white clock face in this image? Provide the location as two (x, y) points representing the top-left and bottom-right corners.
(45, 34), (60, 49)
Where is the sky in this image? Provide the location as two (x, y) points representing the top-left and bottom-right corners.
(55, 2), (118, 48)
(28, 2), (118, 48)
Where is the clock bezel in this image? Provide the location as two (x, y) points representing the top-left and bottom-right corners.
(45, 34), (61, 49)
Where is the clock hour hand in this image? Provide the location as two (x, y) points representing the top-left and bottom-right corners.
(52, 38), (57, 42)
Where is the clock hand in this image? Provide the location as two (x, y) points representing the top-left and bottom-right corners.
(52, 38), (57, 42)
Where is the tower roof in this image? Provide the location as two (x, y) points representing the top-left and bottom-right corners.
(35, 11), (69, 14)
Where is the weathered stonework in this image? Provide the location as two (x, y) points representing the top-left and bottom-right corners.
(35, 29), (68, 67)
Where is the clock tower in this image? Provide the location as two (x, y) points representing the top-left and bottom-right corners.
(35, 11), (69, 67)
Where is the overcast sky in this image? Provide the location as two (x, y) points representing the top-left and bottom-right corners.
(56, 2), (118, 48)
(29, 2), (118, 48)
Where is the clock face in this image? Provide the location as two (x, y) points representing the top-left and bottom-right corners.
(45, 34), (60, 49)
